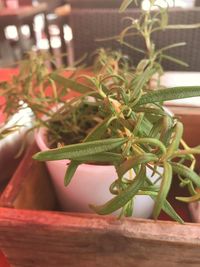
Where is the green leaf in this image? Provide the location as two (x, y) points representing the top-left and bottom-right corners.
(149, 117), (163, 138)
(153, 162), (173, 219)
(116, 153), (158, 178)
(176, 192), (200, 203)
(132, 113), (144, 135)
(50, 73), (93, 94)
(131, 113), (152, 136)
(131, 67), (157, 101)
(118, 118), (135, 132)
(123, 200), (134, 217)
(121, 40), (145, 54)
(119, 0), (134, 12)
(136, 86), (200, 106)
(161, 54), (188, 67)
(148, 193), (184, 223)
(166, 23), (200, 30)
(136, 59), (150, 72)
(90, 165), (146, 215)
(160, 7), (168, 29)
(33, 138), (127, 161)
(64, 161), (80, 186)
(165, 121), (183, 158)
(172, 146), (200, 158)
(171, 162), (200, 188)
(161, 199), (184, 224)
(133, 138), (166, 155)
(135, 107), (166, 116)
(160, 116), (173, 145)
(158, 42), (186, 53)
(84, 116), (115, 142)
(75, 152), (123, 163)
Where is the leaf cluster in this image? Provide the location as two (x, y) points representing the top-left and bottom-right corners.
(2, 0), (200, 222)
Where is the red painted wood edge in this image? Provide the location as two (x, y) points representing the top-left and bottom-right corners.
(0, 250), (10, 267)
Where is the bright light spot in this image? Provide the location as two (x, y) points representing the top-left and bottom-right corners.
(142, 0), (195, 10)
(64, 25), (73, 42)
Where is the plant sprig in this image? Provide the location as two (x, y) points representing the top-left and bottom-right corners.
(2, 0), (200, 222)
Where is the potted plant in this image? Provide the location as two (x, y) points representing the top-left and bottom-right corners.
(1, 0), (200, 222)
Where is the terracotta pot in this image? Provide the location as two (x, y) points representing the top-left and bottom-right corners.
(35, 127), (163, 218)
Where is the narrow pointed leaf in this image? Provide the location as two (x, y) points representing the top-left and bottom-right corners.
(176, 192), (200, 203)
(84, 116), (114, 142)
(131, 67), (157, 100)
(50, 73), (93, 94)
(166, 23), (200, 29)
(161, 199), (184, 224)
(136, 86), (200, 106)
(75, 152), (123, 163)
(121, 40), (145, 54)
(157, 42), (186, 53)
(149, 118), (163, 138)
(166, 121), (183, 157)
(161, 13), (168, 29)
(90, 165), (146, 215)
(117, 153), (158, 178)
(161, 54), (188, 67)
(176, 193), (200, 203)
(132, 114), (152, 136)
(118, 118), (135, 132)
(132, 113), (144, 135)
(64, 160), (80, 186)
(160, 116), (173, 145)
(33, 138), (127, 161)
(149, 193), (184, 223)
(171, 162), (200, 187)
(133, 138), (166, 154)
(172, 146), (200, 158)
(153, 162), (173, 219)
(119, 0), (134, 12)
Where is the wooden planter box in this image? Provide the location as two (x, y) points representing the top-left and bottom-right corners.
(0, 106), (200, 267)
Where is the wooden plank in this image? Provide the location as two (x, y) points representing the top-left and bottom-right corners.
(0, 208), (200, 267)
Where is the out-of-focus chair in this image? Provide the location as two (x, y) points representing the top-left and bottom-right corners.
(69, 7), (200, 71)
(2, 0), (36, 60)
(54, 3), (72, 65)
(1, 0), (71, 66)
(195, 0), (200, 6)
(37, 0), (72, 66)
(0, 0), (48, 66)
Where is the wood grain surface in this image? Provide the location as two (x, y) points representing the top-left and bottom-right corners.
(0, 208), (200, 267)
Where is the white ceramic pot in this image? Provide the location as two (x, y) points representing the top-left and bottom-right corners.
(0, 107), (33, 182)
(35, 127), (162, 218)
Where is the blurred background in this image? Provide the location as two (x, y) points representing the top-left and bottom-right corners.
(0, 0), (198, 68)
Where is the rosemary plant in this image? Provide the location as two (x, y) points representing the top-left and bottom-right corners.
(1, 0), (200, 222)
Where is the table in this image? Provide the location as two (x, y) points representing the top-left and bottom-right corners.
(0, 4), (50, 61)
